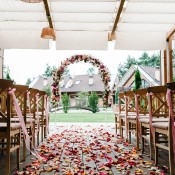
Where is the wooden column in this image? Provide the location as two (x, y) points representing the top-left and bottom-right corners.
(166, 38), (173, 83)
(0, 49), (4, 79)
(160, 50), (167, 85)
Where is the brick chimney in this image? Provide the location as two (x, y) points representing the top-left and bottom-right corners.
(89, 74), (93, 85)
(43, 77), (48, 86)
(155, 67), (160, 81)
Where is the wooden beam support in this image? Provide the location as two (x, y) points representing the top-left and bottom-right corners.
(160, 50), (167, 85)
(111, 0), (126, 36)
(167, 25), (175, 42)
(166, 38), (173, 83)
(43, 0), (53, 29)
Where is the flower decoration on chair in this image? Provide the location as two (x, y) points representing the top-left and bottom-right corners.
(51, 54), (111, 108)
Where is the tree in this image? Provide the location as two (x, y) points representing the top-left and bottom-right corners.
(43, 64), (56, 77)
(76, 92), (89, 108)
(63, 68), (70, 76)
(88, 92), (99, 113)
(134, 70), (142, 90)
(117, 55), (137, 80)
(87, 67), (95, 75)
(4, 66), (12, 80)
(117, 52), (161, 80)
(26, 78), (32, 86)
(61, 93), (70, 113)
(115, 89), (119, 104)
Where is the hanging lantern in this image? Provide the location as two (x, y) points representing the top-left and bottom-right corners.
(41, 27), (56, 40)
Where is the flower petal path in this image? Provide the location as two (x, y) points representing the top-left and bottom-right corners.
(15, 124), (168, 175)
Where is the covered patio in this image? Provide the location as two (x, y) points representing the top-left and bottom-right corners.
(0, 0), (175, 175)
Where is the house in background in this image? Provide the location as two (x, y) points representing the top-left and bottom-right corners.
(117, 65), (160, 91)
(31, 74), (118, 108)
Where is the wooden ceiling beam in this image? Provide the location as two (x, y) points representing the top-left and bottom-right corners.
(43, 0), (53, 29)
(110, 0), (125, 39)
(167, 25), (175, 42)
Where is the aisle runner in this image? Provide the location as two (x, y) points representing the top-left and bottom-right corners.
(15, 124), (168, 175)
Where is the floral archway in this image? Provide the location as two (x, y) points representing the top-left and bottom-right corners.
(51, 54), (111, 107)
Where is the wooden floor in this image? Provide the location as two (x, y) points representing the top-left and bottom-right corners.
(0, 123), (170, 175)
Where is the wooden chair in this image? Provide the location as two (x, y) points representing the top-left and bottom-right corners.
(119, 90), (137, 141)
(116, 92), (125, 135)
(0, 79), (21, 175)
(11, 85), (35, 161)
(127, 88), (148, 150)
(37, 90), (47, 141)
(28, 88), (40, 146)
(140, 86), (169, 160)
(152, 82), (175, 175)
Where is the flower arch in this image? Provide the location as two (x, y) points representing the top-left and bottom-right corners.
(51, 54), (111, 107)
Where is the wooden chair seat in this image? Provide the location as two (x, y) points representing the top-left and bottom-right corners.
(0, 123), (21, 131)
(152, 122), (174, 129)
(11, 117), (35, 124)
(140, 118), (169, 124)
(128, 115), (148, 120)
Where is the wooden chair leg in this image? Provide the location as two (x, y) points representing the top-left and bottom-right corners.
(136, 122), (140, 150)
(168, 130), (175, 175)
(141, 125), (145, 153)
(128, 122), (131, 143)
(150, 129), (154, 160)
(6, 137), (10, 175)
(115, 115), (118, 134)
(154, 131), (158, 165)
(41, 118), (43, 142)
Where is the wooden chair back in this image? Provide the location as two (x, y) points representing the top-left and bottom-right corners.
(147, 86), (168, 118)
(118, 92), (125, 114)
(134, 88), (148, 115)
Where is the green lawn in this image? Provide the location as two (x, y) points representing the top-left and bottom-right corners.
(49, 112), (115, 123)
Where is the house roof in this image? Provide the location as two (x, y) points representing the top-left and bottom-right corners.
(118, 65), (160, 88)
(31, 73), (117, 93)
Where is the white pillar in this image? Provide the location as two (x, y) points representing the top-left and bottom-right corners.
(0, 49), (4, 79)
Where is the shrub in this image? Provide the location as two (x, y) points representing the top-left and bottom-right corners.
(61, 93), (70, 113)
(134, 69), (142, 90)
(88, 92), (99, 113)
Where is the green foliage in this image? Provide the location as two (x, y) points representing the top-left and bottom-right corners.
(26, 78), (32, 85)
(87, 67), (95, 75)
(63, 68), (70, 76)
(76, 92), (89, 108)
(115, 89), (119, 104)
(61, 93), (70, 113)
(43, 84), (51, 97)
(117, 52), (160, 80)
(88, 92), (99, 113)
(43, 64), (56, 77)
(134, 70), (142, 90)
(4, 66), (13, 81)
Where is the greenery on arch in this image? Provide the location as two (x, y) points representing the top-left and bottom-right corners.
(51, 54), (111, 107)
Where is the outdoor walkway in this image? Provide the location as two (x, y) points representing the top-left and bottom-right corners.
(1, 123), (167, 175)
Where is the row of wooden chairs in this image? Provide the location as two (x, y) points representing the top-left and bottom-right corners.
(0, 79), (49, 175)
(114, 82), (175, 175)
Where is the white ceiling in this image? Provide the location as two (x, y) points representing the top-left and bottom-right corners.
(0, 0), (174, 50)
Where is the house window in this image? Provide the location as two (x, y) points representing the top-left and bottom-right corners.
(142, 79), (149, 88)
(75, 80), (80, 85)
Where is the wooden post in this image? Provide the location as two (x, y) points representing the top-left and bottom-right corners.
(160, 50), (167, 85)
(0, 48), (4, 78)
(166, 38), (173, 83)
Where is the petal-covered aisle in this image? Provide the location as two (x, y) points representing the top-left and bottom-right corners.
(15, 124), (168, 175)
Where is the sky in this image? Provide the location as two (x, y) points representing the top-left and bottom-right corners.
(4, 42), (157, 85)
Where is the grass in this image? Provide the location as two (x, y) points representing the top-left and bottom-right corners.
(49, 112), (115, 123)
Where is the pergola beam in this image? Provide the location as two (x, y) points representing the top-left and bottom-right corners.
(43, 0), (53, 29)
(111, 0), (125, 37)
(167, 25), (175, 41)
